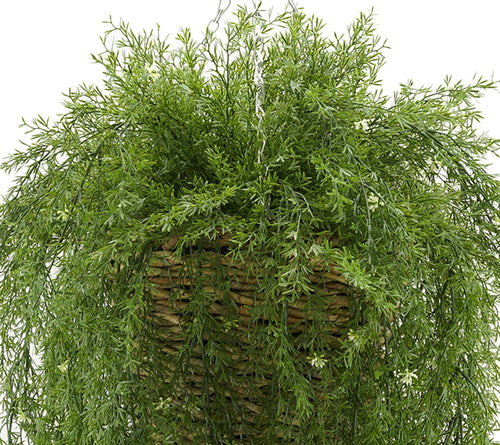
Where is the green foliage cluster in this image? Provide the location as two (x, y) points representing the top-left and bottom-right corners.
(1, 5), (500, 444)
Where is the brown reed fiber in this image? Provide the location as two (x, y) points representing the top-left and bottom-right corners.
(145, 235), (352, 443)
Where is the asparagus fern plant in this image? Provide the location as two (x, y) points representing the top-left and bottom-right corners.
(0, 5), (499, 444)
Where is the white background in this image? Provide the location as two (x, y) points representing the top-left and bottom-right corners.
(0, 0), (499, 440)
(1, 0), (500, 190)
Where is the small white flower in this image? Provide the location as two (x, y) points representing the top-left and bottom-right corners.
(346, 329), (366, 351)
(146, 63), (160, 81)
(367, 193), (383, 211)
(17, 409), (29, 423)
(57, 359), (69, 374)
(399, 368), (417, 386)
(347, 329), (361, 345)
(347, 330), (358, 342)
(220, 316), (239, 332)
(354, 119), (370, 132)
(154, 397), (172, 411)
(307, 353), (327, 369)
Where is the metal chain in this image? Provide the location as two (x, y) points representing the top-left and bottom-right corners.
(206, 0), (232, 35)
(252, 4), (266, 166)
(204, 0), (298, 206)
(204, 0), (267, 171)
(205, 0), (295, 169)
(253, 0), (297, 166)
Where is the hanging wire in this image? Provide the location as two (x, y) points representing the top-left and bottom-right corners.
(253, 0), (299, 160)
(252, 3), (266, 166)
(251, 2), (271, 214)
(206, 0), (232, 35)
(204, 0), (267, 172)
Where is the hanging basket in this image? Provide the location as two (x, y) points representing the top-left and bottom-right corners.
(144, 233), (353, 442)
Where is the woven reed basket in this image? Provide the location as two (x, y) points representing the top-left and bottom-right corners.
(146, 234), (352, 442)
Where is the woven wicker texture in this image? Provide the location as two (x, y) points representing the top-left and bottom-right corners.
(146, 236), (352, 443)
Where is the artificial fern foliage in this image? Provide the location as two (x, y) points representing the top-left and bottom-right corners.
(0, 6), (499, 444)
